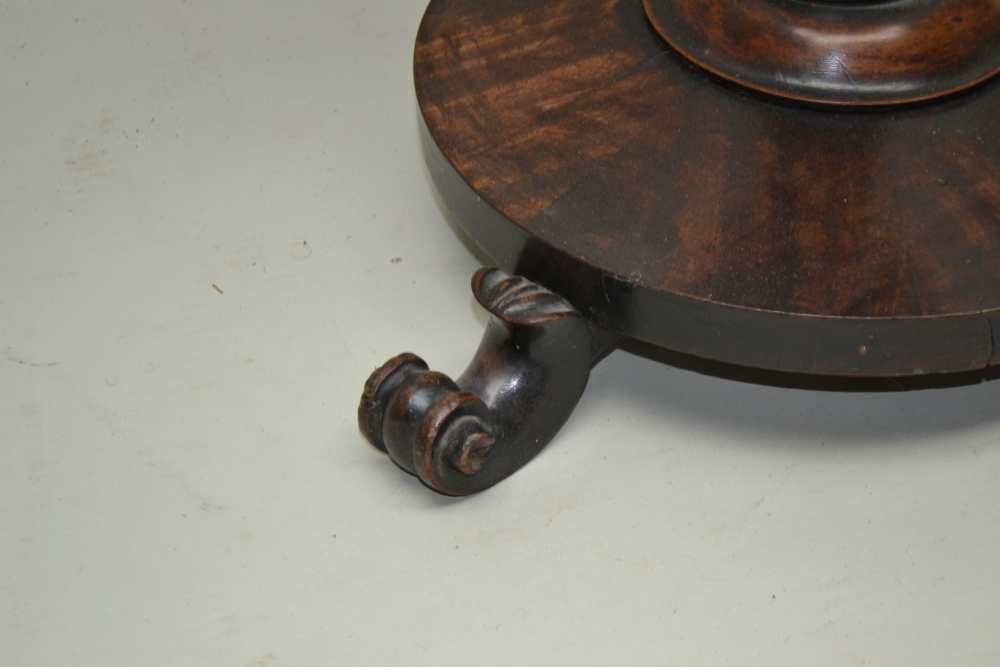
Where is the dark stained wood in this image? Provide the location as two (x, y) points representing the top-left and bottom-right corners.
(359, 269), (614, 496)
(414, 0), (1000, 377)
(643, 0), (1000, 106)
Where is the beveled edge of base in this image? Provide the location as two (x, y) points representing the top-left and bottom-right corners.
(418, 111), (1000, 378)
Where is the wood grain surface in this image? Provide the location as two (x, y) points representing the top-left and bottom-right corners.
(415, 0), (1000, 376)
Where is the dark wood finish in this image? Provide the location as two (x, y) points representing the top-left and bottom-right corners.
(359, 269), (614, 495)
(359, 0), (1000, 494)
(415, 0), (1000, 377)
(643, 0), (1000, 106)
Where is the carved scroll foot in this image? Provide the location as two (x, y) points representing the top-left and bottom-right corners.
(358, 268), (610, 496)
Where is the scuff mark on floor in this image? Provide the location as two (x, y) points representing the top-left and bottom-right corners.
(5, 347), (61, 368)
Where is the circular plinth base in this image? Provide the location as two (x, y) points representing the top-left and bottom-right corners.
(642, 0), (1000, 106)
(415, 0), (1000, 377)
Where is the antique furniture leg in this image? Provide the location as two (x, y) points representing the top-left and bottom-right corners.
(357, 0), (1000, 495)
(358, 268), (615, 496)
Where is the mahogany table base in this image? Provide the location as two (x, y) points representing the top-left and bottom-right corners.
(358, 0), (1000, 495)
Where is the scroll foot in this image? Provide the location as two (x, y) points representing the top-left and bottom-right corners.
(358, 268), (609, 496)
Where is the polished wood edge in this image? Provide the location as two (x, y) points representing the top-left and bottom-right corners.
(417, 111), (1000, 377)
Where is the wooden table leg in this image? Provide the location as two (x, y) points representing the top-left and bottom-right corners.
(358, 268), (615, 496)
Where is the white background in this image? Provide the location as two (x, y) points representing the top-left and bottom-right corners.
(3, 1), (1000, 665)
